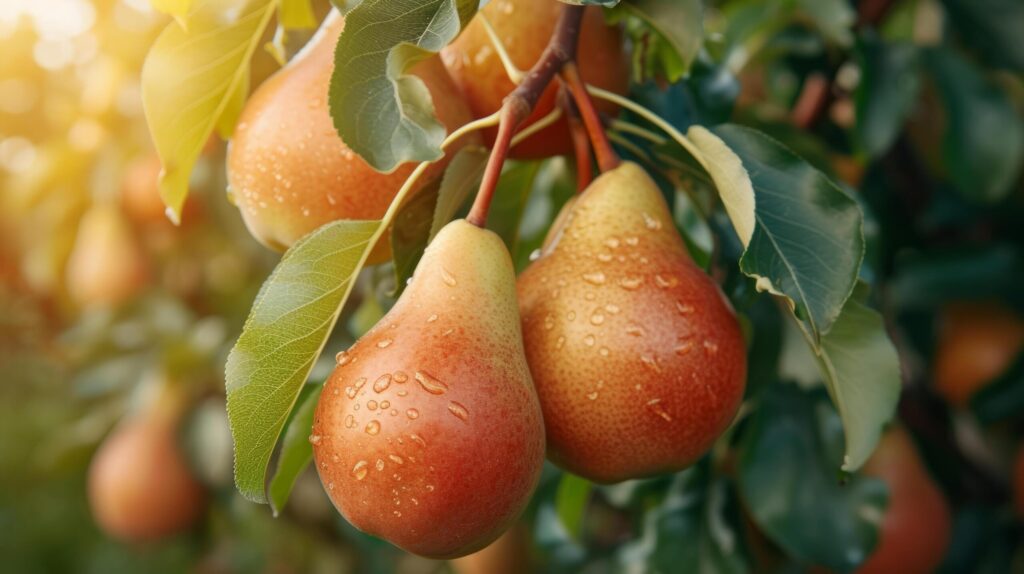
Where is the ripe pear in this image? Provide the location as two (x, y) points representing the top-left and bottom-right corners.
(858, 427), (951, 574)
(311, 220), (545, 558)
(120, 154), (200, 227)
(517, 162), (747, 483)
(228, 12), (475, 258)
(934, 302), (1024, 407)
(88, 382), (207, 542)
(66, 203), (149, 307)
(441, 0), (629, 159)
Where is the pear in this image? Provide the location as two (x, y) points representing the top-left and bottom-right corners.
(66, 203), (149, 307)
(517, 161), (747, 483)
(441, 0), (629, 159)
(311, 220), (545, 559)
(858, 427), (951, 574)
(88, 380), (207, 541)
(934, 302), (1024, 407)
(228, 12), (475, 259)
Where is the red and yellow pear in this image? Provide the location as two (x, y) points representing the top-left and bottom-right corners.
(441, 0), (629, 158)
(311, 220), (545, 558)
(66, 203), (149, 307)
(517, 162), (747, 483)
(934, 302), (1024, 407)
(88, 381), (207, 541)
(228, 12), (475, 258)
(858, 427), (951, 574)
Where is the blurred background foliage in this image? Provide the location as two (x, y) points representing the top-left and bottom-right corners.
(0, 0), (1023, 572)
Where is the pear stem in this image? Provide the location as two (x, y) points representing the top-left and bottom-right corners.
(560, 63), (620, 173)
(560, 86), (593, 192)
(466, 4), (587, 228)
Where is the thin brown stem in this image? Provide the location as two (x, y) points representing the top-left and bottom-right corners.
(466, 5), (586, 227)
(560, 86), (593, 192)
(561, 63), (620, 173)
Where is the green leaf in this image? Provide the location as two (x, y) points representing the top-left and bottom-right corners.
(555, 473), (592, 541)
(226, 219), (380, 503)
(689, 124), (864, 340)
(429, 146), (489, 240)
(216, 68), (250, 140)
(329, 0), (477, 172)
(487, 161), (542, 252)
(619, 465), (749, 574)
(390, 178), (443, 297)
(268, 382), (322, 515)
(927, 48), (1024, 204)
(738, 384), (887, 572)
(798, 284), (901, 471)
(855, 36), (921, 158)
(621, 0), (703, 81)
(942, 0), (1024, 73)
(142, 0), (276, 222)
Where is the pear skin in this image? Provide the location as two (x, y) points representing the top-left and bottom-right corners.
(858, 427), (951, 574)
(311, 220), (545, 558)
(228, 12), (475, 258)
(66, 204), (149, 307)
(518, 161), (747, 483)
(88, 384), (207, 541)
(441, 0), (629, 159)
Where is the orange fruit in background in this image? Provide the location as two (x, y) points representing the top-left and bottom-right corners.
(933, 302), (1024, 407)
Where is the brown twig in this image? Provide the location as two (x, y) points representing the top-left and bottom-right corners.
(466, 5), (587, 227)
(561, 63), (621, 173)
(559, 87), (593, 192)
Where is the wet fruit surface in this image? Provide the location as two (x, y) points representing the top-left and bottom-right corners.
(518, 162), (747, 483)
(312, 221), (545, 558)
(228, 13), (474, 256)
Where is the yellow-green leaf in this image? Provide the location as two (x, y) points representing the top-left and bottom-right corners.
(150, 0), (194, 21)
(142, 0), (277, 222)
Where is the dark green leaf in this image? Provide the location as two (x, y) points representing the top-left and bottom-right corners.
(855, 36), (921, 158)
(487, 161), (541, 253)
(430, 146), (489, 240)
(268, 383), (323, 514)
(942, 0), (1024, 73)
(927, 48), (1024, 204)
(619, 0), (703, 81)
(619, 465), (749, 574)
(226, 219), (380, 503)
(329, 0), (477, 171)
(738, 384), (887, 572)
(390, 178), (442, 297)
(693, 124), (864, 340)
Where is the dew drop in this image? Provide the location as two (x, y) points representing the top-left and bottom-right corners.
(655, 275), (678, 289)
(529, 249), (542, 261)
(599, 347), (610, 356)
(406, 408), (420, 419)
(415, 371), (448, 395)
(587, 392), (599, 400)
(411, 497), (419, 506)
(344, 414), (356, 428)
(367, 400), (378, 411)
(389, 454), (405, 465)
(626, 325), (646, 337)
(335, 351), (351, 365)
(676, 302), (695, 314)
(376, 459), (385, 471)
(352, 460), (369, 480)
(373, 374), (392, 393)
(365, 420), (381, 435)
(647, 398), (673, 421)
(625, 236), (640, 246)
(582, 272), (606, 285)
(380, 400), (390, 409)
(426, 484), (435, 492)
(394, 371), (409, 383)
(308, 434), (322, 445)
(584, 334), (596, 347)
(353, 377), (368, 391)
(567, 311), (577, 322)
(640, 354), (662, 373)
(556, 336), (566, 349)
(442, 328), (454, 337)
(703, 340), (719, 355)
(604, 237), (620, 249)
(605, 304), (621, 314)
(409, 434), (427, 448)
(543, 313), (555, 331)
(441, 268), (457, 286)
(590, 311), (606, 325)
(426, 314), (438, 323)
(377, 338), (393, 349)
(675, 342), (694, 355)
(642, 212), (663, 230)
(390, 409), (399, 416)
(447, 401), (469, 421)
(397, 390), (408, 397)
(619, 276), (643, 290)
